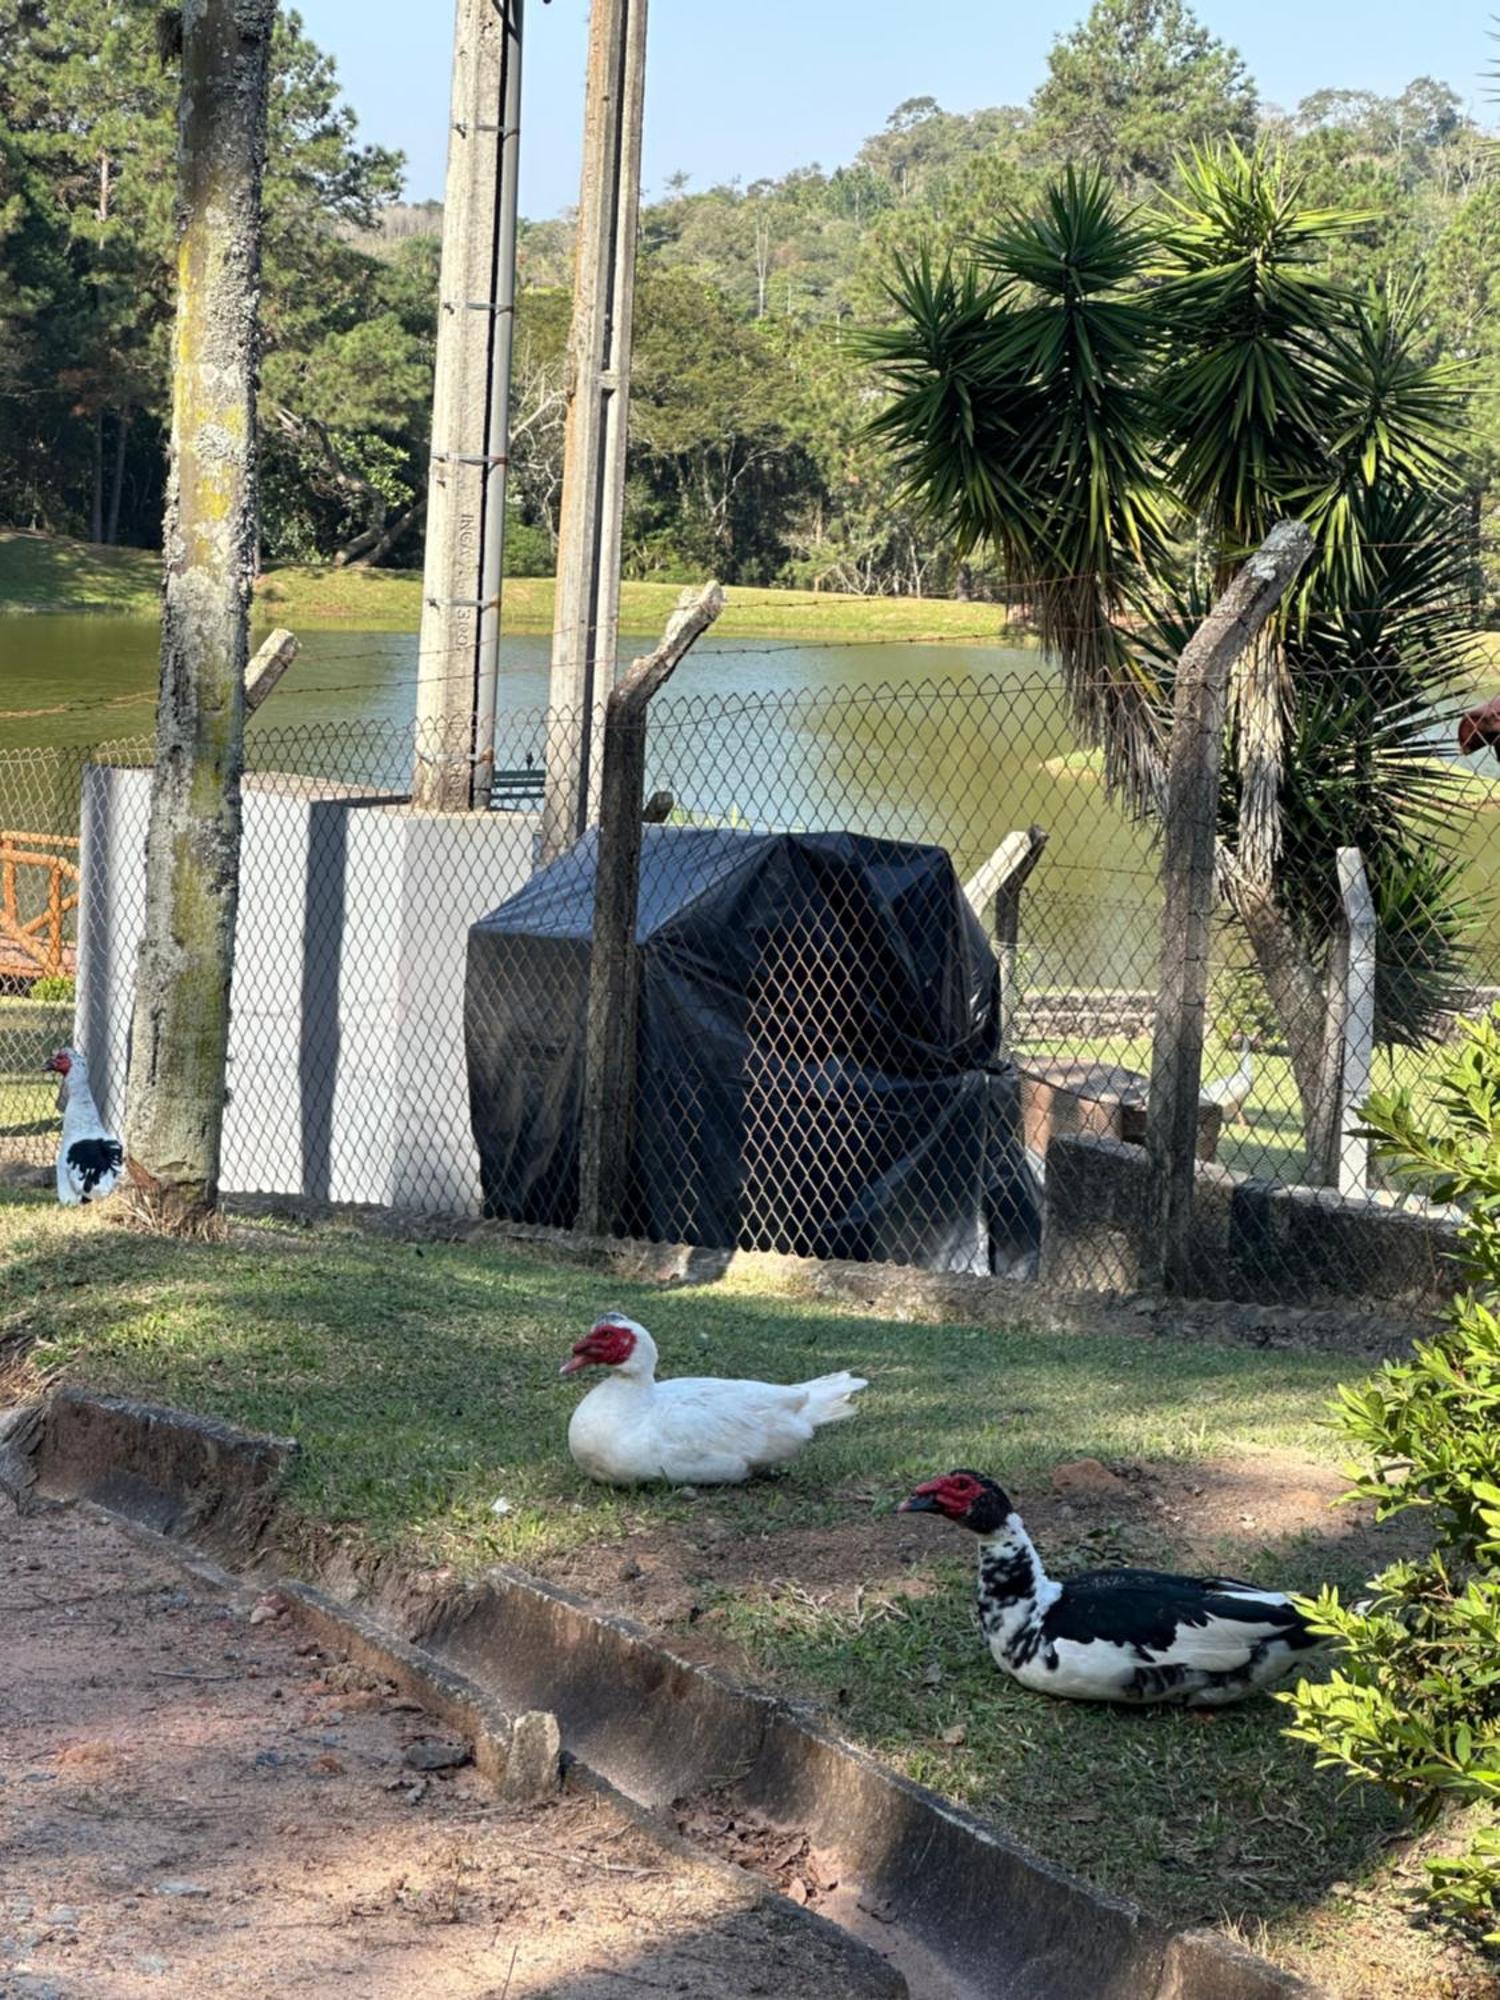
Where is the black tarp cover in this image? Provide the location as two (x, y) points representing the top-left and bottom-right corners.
(465, 826), (1039, 1273)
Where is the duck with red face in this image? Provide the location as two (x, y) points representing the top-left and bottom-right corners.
(560, 1311), (867, 1486)
(899, 1470), (1320, 1708)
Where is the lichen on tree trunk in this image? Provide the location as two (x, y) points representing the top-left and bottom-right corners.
(123, 0), (275, 1233)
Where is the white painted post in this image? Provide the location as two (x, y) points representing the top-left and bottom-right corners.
(1336, 846), (1376, 1198)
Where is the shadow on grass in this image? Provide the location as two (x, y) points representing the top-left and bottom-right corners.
(0, 531), (157, 614)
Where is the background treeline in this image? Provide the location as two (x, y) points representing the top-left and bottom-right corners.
(3, 0), (1498, 602)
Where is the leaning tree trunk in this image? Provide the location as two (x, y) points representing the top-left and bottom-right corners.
(123, 0), (275, 1233)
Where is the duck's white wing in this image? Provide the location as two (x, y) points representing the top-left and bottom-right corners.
(639, 1376), (818, 1478)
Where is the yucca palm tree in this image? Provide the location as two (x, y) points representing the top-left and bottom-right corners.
(861, 146), (1478, 1183)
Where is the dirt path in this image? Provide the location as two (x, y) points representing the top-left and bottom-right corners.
(0, 1502), (899, 2000)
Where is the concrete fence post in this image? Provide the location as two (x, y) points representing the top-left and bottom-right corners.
(1144, 521), (1313, 1291)
(576, 582), (724, 1238)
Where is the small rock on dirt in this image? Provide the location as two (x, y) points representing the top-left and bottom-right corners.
(155, 1881), (210, 1899)
(403, 1736), (470, 1773)
(500, 1710), (561, 1804)
(1050, 1458), (1130, 1498)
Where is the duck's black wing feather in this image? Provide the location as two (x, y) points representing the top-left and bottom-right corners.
(1042, 1567), (1316, 1664)
(64, 1136), (123, 1200)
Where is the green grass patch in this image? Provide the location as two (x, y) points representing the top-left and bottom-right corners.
(257, 568), (1024, 642)
(0, 1193), (1347, 1565)
(0, 531), (160, 616)
(0, 530), (1023, 644)
(1027, 1028), (1457, 1186)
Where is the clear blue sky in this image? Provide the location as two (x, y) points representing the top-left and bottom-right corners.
(294, 0), (1495, 214)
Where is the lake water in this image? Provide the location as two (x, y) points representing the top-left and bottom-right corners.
(5, 616), (1500, 989)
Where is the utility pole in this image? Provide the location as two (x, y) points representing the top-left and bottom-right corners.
(414, 0), (525, 812)
(540, 0), (649, 861)
(123, 0), (275, 1232)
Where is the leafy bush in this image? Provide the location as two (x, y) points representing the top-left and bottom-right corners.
(502, 518), (554, 579)
(28, 975), (75, 1005)
(1210, 962), (1279, 1051)
(1282, 1011), (1500, 1937)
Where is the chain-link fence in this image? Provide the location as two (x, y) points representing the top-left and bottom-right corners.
(2, 656), (1492, 1305)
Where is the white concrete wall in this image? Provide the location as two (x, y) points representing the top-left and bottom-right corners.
(75, 764), (537, 1214)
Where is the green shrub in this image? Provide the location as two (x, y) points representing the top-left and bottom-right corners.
(502, 519), (554, 579)
(28, 975), (75, 1005)
(1282, 1011), (1500, 1938)
(1210, 962), (1280, 1051)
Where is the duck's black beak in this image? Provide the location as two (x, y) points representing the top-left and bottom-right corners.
(897, 1494), (938, 1514)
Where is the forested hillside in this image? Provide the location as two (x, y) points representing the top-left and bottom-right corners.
(3, 0), (1497, 601)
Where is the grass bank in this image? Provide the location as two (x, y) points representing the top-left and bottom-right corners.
(0, 1189), (1479, 1997)
(0, 530), (1019, 644)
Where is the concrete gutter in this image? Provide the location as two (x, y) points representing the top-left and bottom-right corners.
(20, 1389), (1321, 2000)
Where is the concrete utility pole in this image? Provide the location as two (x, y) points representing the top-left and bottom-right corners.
(414, 0), (525, 812)
(123, 0), (275, 1231)
(540, 0), (649, 861)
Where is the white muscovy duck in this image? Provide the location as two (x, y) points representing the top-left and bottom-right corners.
(1201, 1035), (1255, 1127)
(44, 1046), (124, 1207)
(899, 1470), (1320, 1708)
(561, 1312), (867, 1486)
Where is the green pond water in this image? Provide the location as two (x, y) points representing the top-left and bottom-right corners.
(4, 616), (1499, 990)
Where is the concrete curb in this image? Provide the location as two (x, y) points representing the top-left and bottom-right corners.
(33, 1388), (295, 1557)
(89, 1502), (905, 2000)
(16, 1390), (1323, 2000)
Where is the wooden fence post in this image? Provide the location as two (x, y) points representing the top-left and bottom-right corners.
(577, 582), (725, 1238)
(244, 628), (299, 714)
(1144, 521), (1313, 1290)
(962, 825), (1048, 1050)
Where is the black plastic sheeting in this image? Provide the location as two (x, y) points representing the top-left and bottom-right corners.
(465, 826), (1040, 1274)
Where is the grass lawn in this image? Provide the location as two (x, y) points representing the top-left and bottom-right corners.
(0, 531), (1021, 644)
(0, 1187), (1482, 1996)
(0, 996), (73, 1160)
(1027, 1024), (1458, 1188)
(0, 532), (161, 615)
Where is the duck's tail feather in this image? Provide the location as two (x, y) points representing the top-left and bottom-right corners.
(799, 1372), (867, 1426)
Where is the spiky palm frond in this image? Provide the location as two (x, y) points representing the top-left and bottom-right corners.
(1154, 144), (1365, 553)
(859, 172), (1177, 800)
(859, 157), (1478, 1062)
(858, 255), (1026, 555)
(1299, 285), (1470, 600)
(1273, 487), (1484, 1043)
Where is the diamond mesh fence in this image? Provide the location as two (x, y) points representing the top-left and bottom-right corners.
(1, 654), (1493, 1306)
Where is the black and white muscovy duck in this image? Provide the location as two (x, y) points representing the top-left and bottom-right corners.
(44, 1046), (124, 1206)
(561, 1312), (867, 1485)
(899, 1469), (1321, 1708)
